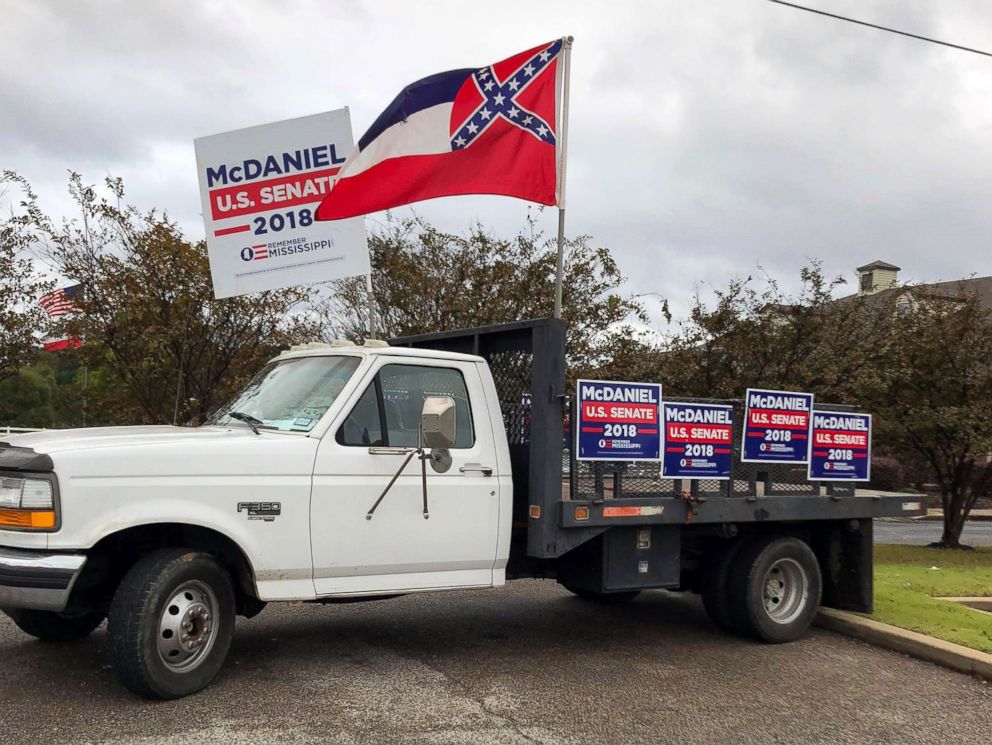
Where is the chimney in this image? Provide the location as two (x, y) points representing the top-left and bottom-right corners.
(857, 260), (900, 295)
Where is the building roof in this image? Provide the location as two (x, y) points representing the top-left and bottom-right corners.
(835, 274), (992, 310)
(857, 260), (901, 272)
(921, 275), (992, 310)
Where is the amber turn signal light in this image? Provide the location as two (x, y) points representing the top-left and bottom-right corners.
(0, 509), (56, 529)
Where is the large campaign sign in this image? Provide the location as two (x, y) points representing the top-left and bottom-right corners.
(808, 412), (872, 481)
(576, 380), (661, 461)
(662, 402), (734, 480)
(741, 388), (814, 464)
(195, 110), (369, 299)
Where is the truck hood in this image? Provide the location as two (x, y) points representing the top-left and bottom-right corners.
(1, 425), (269, 455)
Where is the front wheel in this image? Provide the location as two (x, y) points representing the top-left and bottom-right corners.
(3, 607), (105, 642)
(726, 536), (822, 643)
(108, 549), (236, 699)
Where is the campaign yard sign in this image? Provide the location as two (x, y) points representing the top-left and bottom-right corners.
(195, 110), (370, 299)
(662, 402), (734, 480)
(808, 412), (871, 481)
(741, 388), (814, 464)
(576, 380), (661, 461)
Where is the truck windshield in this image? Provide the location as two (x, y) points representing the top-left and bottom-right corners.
(210, 355), (360, 433)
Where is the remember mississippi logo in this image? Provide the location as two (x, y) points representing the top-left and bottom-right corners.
(240, 237), (335, 262)
(241, 244), (270, 261)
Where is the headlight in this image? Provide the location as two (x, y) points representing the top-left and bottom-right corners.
(0, 476), (57, 529)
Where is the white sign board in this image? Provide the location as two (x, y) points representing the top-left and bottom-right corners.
(194, 109), (369, 298)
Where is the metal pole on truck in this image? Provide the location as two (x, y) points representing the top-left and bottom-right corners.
(553, 36), (574, 320)
(365, 271), (376, 338)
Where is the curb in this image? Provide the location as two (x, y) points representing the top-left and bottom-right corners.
(815, 608), (992, 681)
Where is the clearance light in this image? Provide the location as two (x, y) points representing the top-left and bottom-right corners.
(574, 506), (590, 521)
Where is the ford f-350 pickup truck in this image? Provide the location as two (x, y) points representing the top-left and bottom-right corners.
(0, 319), (923, 699)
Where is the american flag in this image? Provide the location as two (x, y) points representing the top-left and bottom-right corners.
(39, 284), (83, 318)
(39, 284), (83, 352)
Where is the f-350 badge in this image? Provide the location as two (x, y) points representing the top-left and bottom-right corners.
(237, 502), (282, 522)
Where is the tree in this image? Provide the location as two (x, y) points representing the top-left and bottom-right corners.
(321, 214), (645, 372)
(595, 263), (894, 402)
(860, 286), (992, 549)
(0, 172), (53, 384)
(0, 362), (57, 427)
(596, 264), (992, 549)
(20, 172), (320, 425)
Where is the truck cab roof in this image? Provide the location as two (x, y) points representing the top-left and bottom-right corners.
(271, 341), (485, 365)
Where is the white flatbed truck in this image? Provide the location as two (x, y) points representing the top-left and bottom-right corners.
(0, 319), (923, 698)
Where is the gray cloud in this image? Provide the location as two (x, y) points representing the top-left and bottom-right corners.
(2, 0), (990, 322)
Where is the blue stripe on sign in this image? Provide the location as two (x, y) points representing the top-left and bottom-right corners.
(358, 68), (475, 151)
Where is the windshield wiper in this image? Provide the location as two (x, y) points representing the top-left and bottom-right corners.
(227, 411), (264, 435)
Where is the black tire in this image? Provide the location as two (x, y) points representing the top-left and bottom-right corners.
(2, 607), (105, 642)
(563, 585), (641, 604)
(700, 539), (748, 632)
(108, 549), (236, 699)
(725, 536), (822, 643)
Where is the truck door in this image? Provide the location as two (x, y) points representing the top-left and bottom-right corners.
(311, 358), (501, 595)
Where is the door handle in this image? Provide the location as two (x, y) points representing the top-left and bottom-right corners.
(369, 446), (416, 455)
(459, 463), (493, 476)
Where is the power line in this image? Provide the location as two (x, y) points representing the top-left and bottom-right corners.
(766, 0), (992, 58)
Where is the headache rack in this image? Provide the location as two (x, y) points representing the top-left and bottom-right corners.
(391, 318), (922, 563)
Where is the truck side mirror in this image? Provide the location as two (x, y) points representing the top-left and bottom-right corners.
(421, 396), (456, 450)
(367, 396), (456, 522)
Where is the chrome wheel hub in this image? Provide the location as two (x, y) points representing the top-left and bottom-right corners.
(761, 558), (809, 625)
(157, 580), (218, 672)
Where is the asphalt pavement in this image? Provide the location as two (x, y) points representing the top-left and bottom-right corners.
(1, 581), (990, 744)
(874, 519), (992, 546)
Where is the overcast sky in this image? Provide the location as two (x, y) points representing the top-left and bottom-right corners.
(2, 0), (990, 324)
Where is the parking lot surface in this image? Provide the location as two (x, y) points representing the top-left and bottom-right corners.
(2, 580), (990, 745)
(874, 519), (992, 546)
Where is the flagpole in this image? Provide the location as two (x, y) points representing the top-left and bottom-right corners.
(365, 272), (376, 338)
(553, 36), (574, 320)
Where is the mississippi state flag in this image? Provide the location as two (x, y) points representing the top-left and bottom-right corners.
(316, 39), (566, 221)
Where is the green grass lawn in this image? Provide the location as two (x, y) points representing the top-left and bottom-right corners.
(870, 544), (992, 653)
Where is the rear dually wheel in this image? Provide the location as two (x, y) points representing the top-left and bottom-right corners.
(726, 536), (822, 643)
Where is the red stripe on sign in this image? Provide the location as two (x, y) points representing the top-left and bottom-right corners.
(581, 402), (657, 424)
(713, 448), (732, 454)
(813, 430), (869, 448)
(853, 453), (869, 458)
(813, 450), (829, 456)
(640, 428), (658, 434)
(665, 447), (684, 453)
(670, 435), (731, 445)
(747, 408), (809, 430)
(214, 224), (250, 236)
(209, 167), (341, 220)
(747, 407), (811, 417)
(581, 427), (603, 433)
(252, 243), (268, 249)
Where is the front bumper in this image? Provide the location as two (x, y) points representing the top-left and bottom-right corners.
(0, 547), (87, 612)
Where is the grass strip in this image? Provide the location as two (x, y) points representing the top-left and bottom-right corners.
(870, 544), (992, 654)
